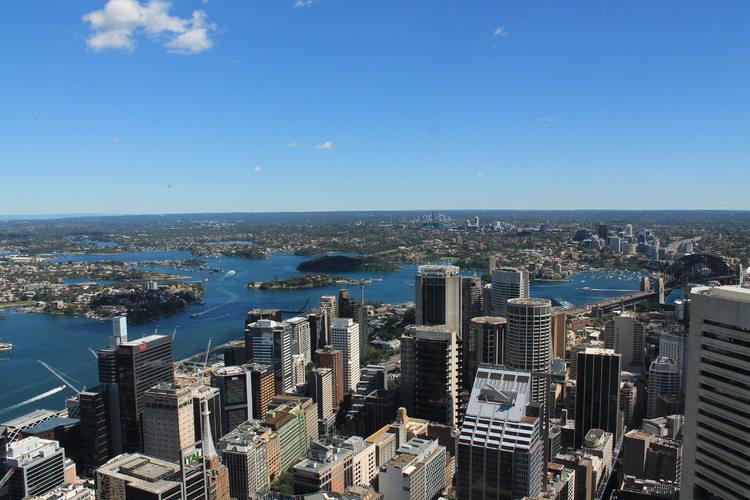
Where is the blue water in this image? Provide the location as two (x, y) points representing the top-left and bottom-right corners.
(0, 252), (646, 421)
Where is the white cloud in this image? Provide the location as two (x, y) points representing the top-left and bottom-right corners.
(254, 167), (263, 172)
(83, 0), (216, 54)
(315, 141), (336, 150)
(287, 142), (300, 148)
(294, 0), (317, 6)
(477, 173), (485, 177)
(108, 137), (121, 142)
(492, 27), (507, 37)
(539, 116), (556, 122)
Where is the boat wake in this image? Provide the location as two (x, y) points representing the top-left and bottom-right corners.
(0, 385), (66, 415)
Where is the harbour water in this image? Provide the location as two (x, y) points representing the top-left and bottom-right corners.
(0, 252), (648, 420)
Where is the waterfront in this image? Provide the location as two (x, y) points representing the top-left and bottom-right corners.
(0, 251), (648, 421)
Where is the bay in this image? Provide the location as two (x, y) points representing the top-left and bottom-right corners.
(0, 252), (649, 421)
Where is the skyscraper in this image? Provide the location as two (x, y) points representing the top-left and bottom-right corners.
(415, 264), (462, 334)
(604, 313), (645, 370)
(490, 267), (529, 317)
(466, 316), (507, 391)
(211, 364), (274, 435)
(314, 346), (344, 409)
(574, 348), (622, 449)
(329, 318), (360, 392)
(505, 298), (552, 404)
(6, 437), (67, 500)
(401, 325), (460, 426)
(682, 285), (750, 500)
(457, 365), (543, 500)
(98, 333), (174, 454)
(143, 384), (196, 463)
(245, 320), (293, 394)
(646, 356), (681, 419)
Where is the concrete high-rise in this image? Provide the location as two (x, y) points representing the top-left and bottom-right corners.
(646, 356), (681, 419)
(604, 313), (645, 370)
(682, 285), (750, 500)
(329, 318), (360, 392)
(401, 325), (460, 426)
(314, 346), (344, 408)
(414, 265), (462, 334)
(143, 384), (196, 463)
(210, 364), (274, 435)
(457, 365), (543, 500)
(6, 437), (67, 500)
(284, 316), (311, 366)
(505, 298), (552, 404)
(574, 348), (622, 449)
(490, 267), (529, 317)
(659, 329), (688, 395)
(466, 316), (507, 391)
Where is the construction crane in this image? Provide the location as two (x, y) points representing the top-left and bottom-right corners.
(88, 347), (98, 359)
(202, 338), (213, 371)
(0, 465), (17, 490)
(37, 360), (84, 395)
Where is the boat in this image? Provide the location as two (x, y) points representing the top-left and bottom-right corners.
(0, 340), (13, 351)
(582, 286), (591, 291)
(190, 314), (200, 318)
(372, 278), (383, 282)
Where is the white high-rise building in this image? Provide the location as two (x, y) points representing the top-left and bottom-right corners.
(682, 285), (750, 500)
(490, 267), (529, 317)
(329, 318), (360, 392)
(457, 365), (543, 499)
(505, 298), (552, 404)
(7, 437), (67, 500)
(647, 357), (682, 419)
(659, 329), (688, 394)
(284, 316), (311, 365)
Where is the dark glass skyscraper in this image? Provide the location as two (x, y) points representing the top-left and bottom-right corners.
(574, 347), (622, 449)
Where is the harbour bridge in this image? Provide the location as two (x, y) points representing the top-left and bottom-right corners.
(562, 253), (739, 316)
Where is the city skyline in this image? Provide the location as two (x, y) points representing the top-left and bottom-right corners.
(2, 1), (750, 215)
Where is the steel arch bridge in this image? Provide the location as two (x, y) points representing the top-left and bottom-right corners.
(662, 253), (737, 290)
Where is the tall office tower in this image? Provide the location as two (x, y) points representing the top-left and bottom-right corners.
(245, 320), (293, 394)
(97, 333), (174, 454)
(682, 285), (750, 500)
(659, 329), (688, 394)
(505, 298), (552, 404)
(96, 453), (206, 500)
(625, 224), (633, 238)
(112, 315), (128, 344)
(551, 311), (567, 362)
(143, 384), (196, 463)
(329, 318), (360, 392)
(461, 276), (483, 337)
(0, 426), (8, 500)
(415, 265), (462, 334)
(210, 364), (273, 435)
(305, 312), (326, 350)
(401, 325), (460, 426)
(319, 295), (338, 341)
(457, 365), (543, 500)
(78, 385), (111, 478)
(466, 317), (507, 391)
(490, 267), (529, 317)
(284, 316), (311, 365)
(597, 223), (608, 240)
(620, 381), (638, 430)
(314, 346), (344, 408)
(646, 357), (681, 419)
(6, 437), (67, 500)
(218, 422), (271, 499)
(604, 313), (645, 370)
(378, 437), (447, 500)
(337, 288), (369, 356)
(308, 368), (335, 423)
(574, 348), (622, 449)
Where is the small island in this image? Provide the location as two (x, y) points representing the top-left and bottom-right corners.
(296, 255), (400, 272)
(251, 273), (364, 290)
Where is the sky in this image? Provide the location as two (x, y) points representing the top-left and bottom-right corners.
(1, 0), (749, 215)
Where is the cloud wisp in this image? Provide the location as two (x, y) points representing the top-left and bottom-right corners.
(108, 137), (121, 143)
(315, 141), (336, 150)
(539, 116), (556, 122)
(287, 142), (300, 148)
(294, 0), (318, 7)
(254, 167), (263, 172)
(492, 27), (507, 37)
(83, 0), (216, 54)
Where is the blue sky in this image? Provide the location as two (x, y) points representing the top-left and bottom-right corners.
(1, 1), (749, 215)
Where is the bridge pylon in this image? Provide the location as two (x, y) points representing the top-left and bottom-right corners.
(654, 277), (666, 304)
